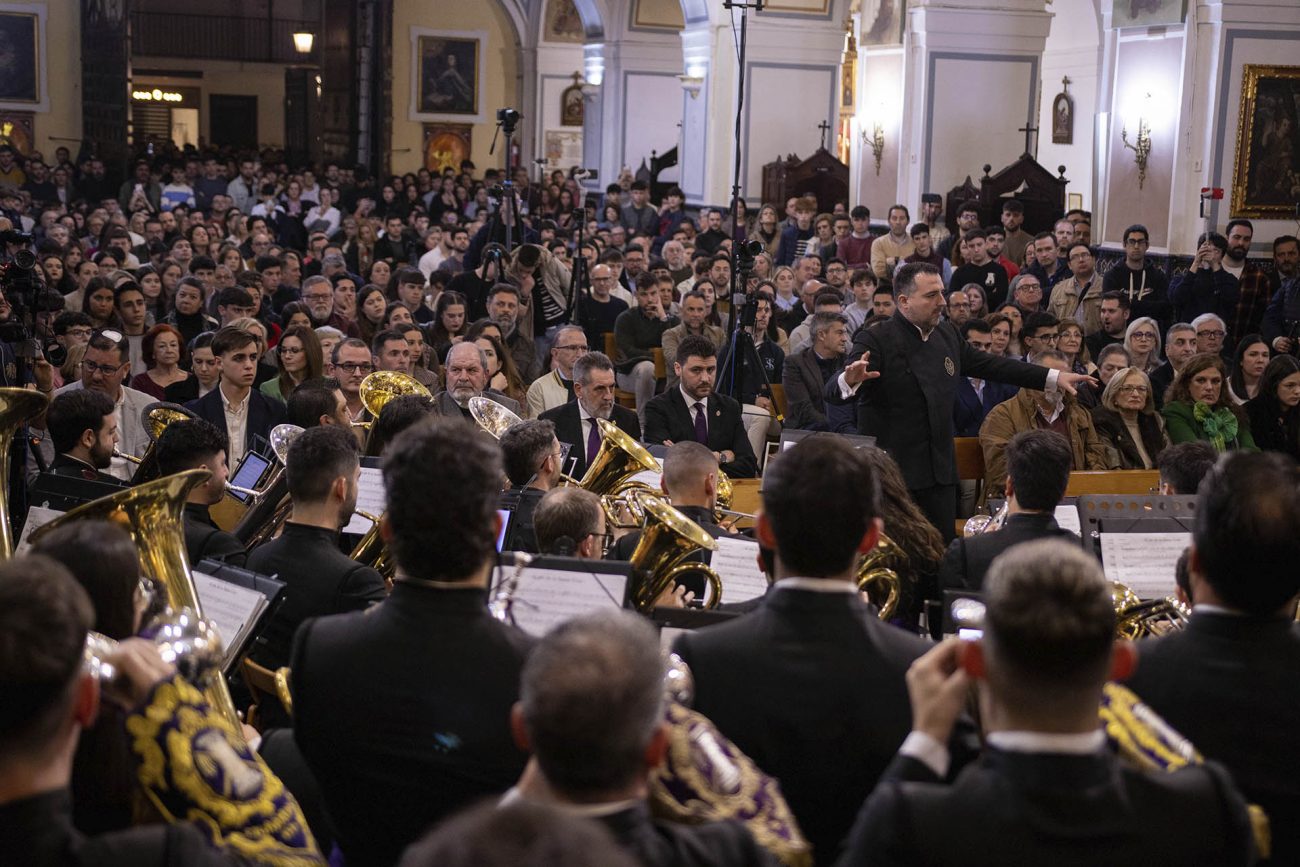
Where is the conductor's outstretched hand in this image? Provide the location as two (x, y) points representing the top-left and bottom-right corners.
(842, 351), (881, 387)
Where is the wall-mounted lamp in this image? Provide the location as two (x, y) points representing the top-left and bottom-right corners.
(678, 74), (704, 99)
(1120, 92), (1152, 189)
(292, 31), (315, 54)
(862, 121), (885, 176)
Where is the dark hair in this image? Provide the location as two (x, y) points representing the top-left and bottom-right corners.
(1272, 234), (1298, 253)
(1224, 218), (1254, 239)
(1166, 353), (1239, 419)
(210, 324), (258, 357)
(1020, 311), (1059, 344)
(47, 389), (116, 455)
(962, 318), (992, 338)
(1253, 354), (1300, 453)
(958, 200), (980, 217)
(573, 351), (614, 385)
(849, 268), (876, 287)
(1002, 200), (1024, 214)
(674, 333), (716, 367)
(0, 557), (93, 760)
(366, 394), (435, 458)
(216, 285), (255, 309)
(1123, 224), (1149, 243)
(370, 327), (408, 357)
(500, 419), (557, 487)
(963, 228), (987, 244)
(893, 262), (940, 298)
(1065, 242), (1093, 260)
(286, 425), (359, 503)
(908, 222), (930, 238)
(534, 487), (602, 556)
(383, 419), (502, 581)
(1006, 430), (1072, 511)
(30, 521), (140, 641)
(1099, 290), (1131, 311)
(1157, 441), (1217, 495)
(762, 434), (880, 576)
(1174, 546), (1192, 604)
(155, 418), (228, 475)
(87, 328), (129, 364)
(287, 377), (343, 428)
(813, 291), (842, 310)
(1196, 232), (1228, 254)
(851, 205), (870, 220)
(519, 612), (663, 795)
(1194, 452), (1300, 614)
(254, 254), (280, 273)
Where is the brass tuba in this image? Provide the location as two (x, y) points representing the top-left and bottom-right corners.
(856, 534), (905, 621)
(356, 370), (431, 437)
(349, 509), (395, 586)
(29, 469), (241, 727)
(628, 493), (724, 610)
(1110, 580), (1190, 640)
(468, 395), (523, 439)
(0, 387), (50, 557)
(127, 402), (199, 483)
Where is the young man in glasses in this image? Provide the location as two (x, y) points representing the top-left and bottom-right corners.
(1101, 224), (1171, 328)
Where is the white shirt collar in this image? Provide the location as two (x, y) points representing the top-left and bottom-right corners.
(774, 577), (857, 594)
(220, 384), (249, 414)
(986, 729), (1106, 755)
(679, 384), (707, 410)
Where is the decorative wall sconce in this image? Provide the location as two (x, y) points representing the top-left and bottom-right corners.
(1120, 93), (1152, 189)
(862, 121), (885, 176)
(678, 75), (704, 99)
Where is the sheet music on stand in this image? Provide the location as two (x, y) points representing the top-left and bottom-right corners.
(342, 465), (387, 535)
(193, 570), (272, 671)
(1054, 504), (1082, 535)
(1099, 532), (1191, 599)
(15, 505), (64, 554)
(501, 557), (631, 636)
(710, 535), (770, 604)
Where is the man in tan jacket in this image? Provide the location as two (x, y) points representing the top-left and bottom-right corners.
(1047, 243), (1103, 335)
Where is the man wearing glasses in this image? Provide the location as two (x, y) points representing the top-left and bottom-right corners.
(540, 351), (640, 481)
(1085, 292), (1132, 360)
(330, 337), (377, 425)
(1018, 313), (1061, 363)
(1102, 224), (1171, 327)
(1047, 243), (1103, 335)
(525, 325), (587, 417)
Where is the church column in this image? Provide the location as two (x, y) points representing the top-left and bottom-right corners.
(898, 0), (1053, 215)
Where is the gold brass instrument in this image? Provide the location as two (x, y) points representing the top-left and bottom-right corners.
(584, 418), (662, 527)
(355, 370), (431, 438)
(128, 402), (199, 483)
(0, 388), (50, 557)
(1110, 580), (1190, 640)
(29, 469), (241, 727)
(856, 534), (904, 621)
(469, 395), (523, 438)
(628, 493), (723, 611)
(349, 509), (394, 586)
(113, 449), (143, 465)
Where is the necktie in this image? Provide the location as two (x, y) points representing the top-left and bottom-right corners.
(586, 418), (601, 464)
(693, 402), (708, 444)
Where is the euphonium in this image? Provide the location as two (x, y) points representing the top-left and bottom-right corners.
(962, 501), (1009, 536)
(469, 395), (523, 439)
(84, 607), (225, 693)
(357, 370), (431, 437)
(0, 387), (50, 556)
(1110, 580), (1190, 640)
(128, 402), (199, 484)
(628, 494), (724, 610)
(29, 469), (241, 727)
(856, 534), (905, 621)
(231, 423), (304, 545)
(584, 418), (662, 527)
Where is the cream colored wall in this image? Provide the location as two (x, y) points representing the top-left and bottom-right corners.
(131, 57), (288, 147)
(391, 0), (519, 175)
(35, 1), (81, 156)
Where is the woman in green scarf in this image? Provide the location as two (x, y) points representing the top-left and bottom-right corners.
(1161, 352), (1257, 452)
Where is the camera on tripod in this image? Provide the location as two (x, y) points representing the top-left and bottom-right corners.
(496, 107), (521, 135)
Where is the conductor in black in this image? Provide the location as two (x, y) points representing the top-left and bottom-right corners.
(825, 262), (1095, 539)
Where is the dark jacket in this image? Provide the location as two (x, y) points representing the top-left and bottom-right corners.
(643, 389), (758, 478)
(939, 511), (1080, 592)
(613, 308), (678, 374)
(1127, 611), (1300, 865)
(783, 346), (840, 431)
(953, 377), (1019, 438)
(1089, 405), (1169, 469)
(596, 801), (778, 867)
(1102, 261), (1173, 329)
(182, 503), (246, 569)
(1149, 361), (1176, 410)
(45, 453), (129, 487)
(538, 400), (642, 481)
(673, 586), (928, 865)
(1245, 394), (1300, 460)
(292, 584), (536, 867)
(717, 335), (784, 406)
(184, 386), (287, 459)
(1170, 267), (1239, 329)
(246, 522), (387, 671)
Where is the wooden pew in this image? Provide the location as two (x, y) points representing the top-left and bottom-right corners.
(1065, 470), (1161, 497)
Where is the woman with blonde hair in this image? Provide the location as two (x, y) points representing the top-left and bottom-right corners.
(1122, 317), (1162, 375)
(1090, 367), (1168, 469)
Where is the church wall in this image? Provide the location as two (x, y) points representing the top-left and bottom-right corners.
(744, 63), (839, 201)
(621, 71), (681, 179)
(855, 48), (903, 214)
(1038, 0), (1101, 212)
(22, 2), (79, 157)
(131, 58), (290, 148)
(390, 0), (520, 176)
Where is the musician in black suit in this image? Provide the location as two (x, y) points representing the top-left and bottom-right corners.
(247, 426), (386, 672)
(292, 418), (536, 867)
(643, 334), (758, 478)
(41, 389), (129, 487)
(539, 351), (641, 481)
(826, 263), (1095, 539)
(506, 611), (778, 867)
(154, 418), (247, 568)
(673, 435), (928, 865)
(782, 312), (855, 432)
(183, 327), (286, 469)
(940, 429), (1080, 592)
(840, 539), (1255, 866)
(1126, 451), (1300, 866)
(498, 419), (564, 554)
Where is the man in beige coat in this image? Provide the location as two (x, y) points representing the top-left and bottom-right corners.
(1047, 242), (1104, 336)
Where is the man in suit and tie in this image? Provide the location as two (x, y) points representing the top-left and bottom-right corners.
(154, 418), (247, 568)
(840, 538), (1255, 865)
(673, 436), (928, 864)
(940, 429), (1080, 592)
(643, 335), (758, 478)
(432, 341), (521, 422)
(184, 326), (286, 469)
(782, 311), (854, 432)
(539, 351), (641, 481)
(292, 418), (537, 867)
(1126, 451), (1300, 865)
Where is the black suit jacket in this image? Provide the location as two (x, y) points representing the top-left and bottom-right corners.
(825, 312), (1049, 490)
(673, 587), (928, 865)
(838, 747), (1254, 866)
(539, 400), (642, 481)
(596, 801), (778, 867)
(782, 346), (836, 431)
(246, 522), (387, 671)
(939, 512), (1080, 592)
(292, 584), (536, 867)
(184, 387), (287, 458)
(182, 503), (247, 569)
(611, 504), (729, 599)
(1126, 612), (1300, 865)
(643, 389), (758, 478)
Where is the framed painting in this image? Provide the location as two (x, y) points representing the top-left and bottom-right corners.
(545, 0), (584, 43)
(410, 29), (487, 123)
(1231, 64), (1300, 220)
(861, 0), (904, 46)
(424, 123), (472, 174)
(0, 110), (33, 154)
(1112, 0), (1185, 29)
(0, 5), (47, 111)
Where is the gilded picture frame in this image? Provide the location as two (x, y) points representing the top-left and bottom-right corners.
(0, 5), (46, 112)
(409, 29), (487, 124)
(1231, 64), (1300, 220)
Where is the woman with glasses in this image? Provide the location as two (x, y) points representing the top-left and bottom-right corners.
(1245, 355), (1300, 460)
(260, 324), (324, 404)
(1161, 353), (1256, 452)
(1056, 321), (1096, 376)
(1227, 333), (1271, 404)
(1122, 317), (1163, 375)
(1090, 367), (1169, 469)
(128, 324), (191, 400)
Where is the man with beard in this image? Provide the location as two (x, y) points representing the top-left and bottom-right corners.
(248, 425), (387, 672)
(1263, 235), (1300, 354)
(540, 351), (640, 480)
(433, 341), (521, 421)
(1221, 219), (1271, 342)
(301, 275), (360, 337)
(487, 283), (541, 384)
(155, 418), (247, 568)
(39, 389), (128, 486)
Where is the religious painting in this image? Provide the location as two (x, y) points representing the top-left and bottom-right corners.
(545, 0), (584, 43)
(560, 75), (584, 127)
(861, 0), (905, 47)
(1231, 64), (1300, 220)
(423, 123), (472, 174)
(543, 130), (583, 175)
(1052, 90), (1073, 145)
(0, 10), (40, 104)
(1112, 0), (1185, 29)
(410, 30), (486, 123)
(0, 110), (32, 154)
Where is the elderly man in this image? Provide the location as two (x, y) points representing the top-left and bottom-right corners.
(1191, 312), (1229, 358)
(1007, 274), (1044, 316)
(540, 351), (641, 480)
(662, 290), (726, 390)
(434, 341), (521, 421)
(525, 325), (586, 417)
(783, 311), (854, 433)
(776, 278), (826, 336)
(577, 263), (630, 352)
(978, 348), (1110, 496)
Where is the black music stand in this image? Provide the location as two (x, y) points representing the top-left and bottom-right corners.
(1074, 495), (1197, 557)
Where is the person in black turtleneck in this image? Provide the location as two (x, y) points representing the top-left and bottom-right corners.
(248, 425), (386, 672)
(154, 418), (247, 569)
(163, 277), (219, 347)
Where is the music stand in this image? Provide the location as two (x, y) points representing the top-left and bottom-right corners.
(1075, 495), (1197, 557)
